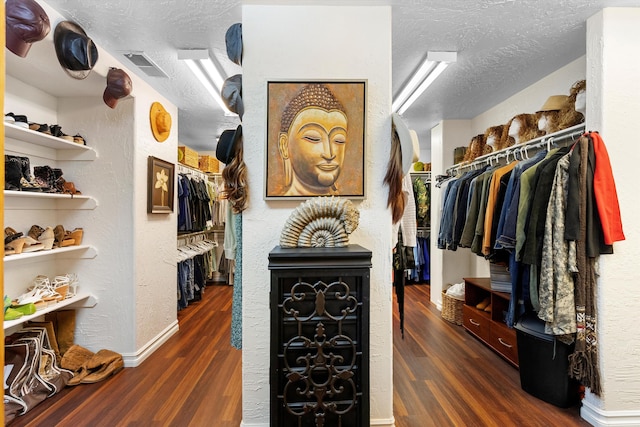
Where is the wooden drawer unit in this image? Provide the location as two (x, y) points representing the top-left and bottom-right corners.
(463, 277), (519, 368)
(489, 321), (519, 366)
(462, 304), (491, 342)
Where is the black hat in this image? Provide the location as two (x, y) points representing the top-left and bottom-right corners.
(5, 0), (50, 58)
(216, 125), (242, 164)
(225, 23), (242, 66)
(103, 68), (133, 108)
(54, 21), (99, 80)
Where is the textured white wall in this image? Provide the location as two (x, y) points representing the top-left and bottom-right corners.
(5, 0), (178, 363)
(581, 8), (640, 423)
(471, 56), (586, 135)
(430, 120), (476, 306)
(242, 5), (394, 426)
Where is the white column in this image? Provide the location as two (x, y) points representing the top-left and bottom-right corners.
(430, 120), (476, 307)
(581, 8), (640, 426)
(242, 5), (394, 426)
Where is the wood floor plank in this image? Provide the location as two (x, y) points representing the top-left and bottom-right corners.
(8, 283), (590, 426)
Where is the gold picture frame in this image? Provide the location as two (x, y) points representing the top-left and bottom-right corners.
(265, 80), (366, 200)
(147, 156), (174, 213)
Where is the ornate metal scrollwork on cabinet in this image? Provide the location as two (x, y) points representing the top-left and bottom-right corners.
(269, 245), (371, 427)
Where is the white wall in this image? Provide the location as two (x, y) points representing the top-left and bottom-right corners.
(430, 120), (475, 307)
(580, 8), (640, 425)
(471, 56), (586, 135)
(4, 0), (179, 365)
(242, 5), (394, 426)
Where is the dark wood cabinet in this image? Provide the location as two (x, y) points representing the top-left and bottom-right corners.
(463, 277), (518, 367)
(269, 245), (371, 427)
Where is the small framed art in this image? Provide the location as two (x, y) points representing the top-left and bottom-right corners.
(265, 80), (366, 200)
(147, 156), (175, 213)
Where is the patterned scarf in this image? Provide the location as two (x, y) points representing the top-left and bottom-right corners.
(568, 134), (601, 395)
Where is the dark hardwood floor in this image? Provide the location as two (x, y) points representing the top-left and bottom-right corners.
(9, 283), (590, 426)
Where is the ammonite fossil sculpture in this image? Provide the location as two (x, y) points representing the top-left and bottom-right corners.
(280, 197), (359, 248)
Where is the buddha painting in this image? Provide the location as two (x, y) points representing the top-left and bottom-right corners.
(266, 81), (365, 199)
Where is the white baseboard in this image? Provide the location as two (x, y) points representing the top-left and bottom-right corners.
(121, 320), (179, 367)
(240, 416), (395, 427)
(371, 416), (396, 426)
(581, 399), (640, 426)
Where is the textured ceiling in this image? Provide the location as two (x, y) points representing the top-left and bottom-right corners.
(42, 0), (640, 152)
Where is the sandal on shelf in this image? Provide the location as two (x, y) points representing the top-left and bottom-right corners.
(38, 226), (55, 250)
(21, 236), (45, 253)
(5, 227), (23, 244)
(66, 228), (84, 246)
(52, 276), (71, 300)
(53, 225), (75, 248)
(4, 228), (26, 255)
(28, 225), (45, 240)
(5, 238), (26, 255)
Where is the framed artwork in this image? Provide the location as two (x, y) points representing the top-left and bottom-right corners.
(265, 80), (366, 200)
(147, 156), (175, 213)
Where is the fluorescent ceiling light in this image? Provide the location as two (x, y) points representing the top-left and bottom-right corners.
(393, 51), (457, 115)
(178, 49), (234, 116)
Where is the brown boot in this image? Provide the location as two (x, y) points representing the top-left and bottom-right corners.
(46, 310), (76, 356)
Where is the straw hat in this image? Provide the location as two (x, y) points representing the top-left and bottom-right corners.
(538, 95), (569, 112)
(150, 102), (172, 142)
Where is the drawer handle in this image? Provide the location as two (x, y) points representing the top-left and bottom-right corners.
(498, 338), (513, 348)
(469, 319), (480, 326)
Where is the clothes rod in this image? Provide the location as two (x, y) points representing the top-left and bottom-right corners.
(177, 163), (208, 180)
(446, 123), (586, 176)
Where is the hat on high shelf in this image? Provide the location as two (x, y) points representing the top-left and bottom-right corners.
(150, 102), (172, 142)
(103, 68), (133, 109)
(225, 23), (243, 66)
(392, 113), (420, 175)
(537, 95), (569, 112)
(221, 74), (244, 120)
(5, 0), (51, 58)
(216, 125), (243, 164)
(54, 21), (99, 80)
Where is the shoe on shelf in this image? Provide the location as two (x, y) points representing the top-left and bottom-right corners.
(4, 227), (27, 255)
(52, 276), (71, 300)
(5, 112), (28, 128)
(11, 302), (37, 316)
(21, 236), (45, 253)
(29, 122), (52, 134)
(4, 307), (24, 321)
(38, 226), (55, 250)
(475, 296), (490, 310)
(5, 227), (24, 244)
(484, 303), (492, 313)
(73, 134), (86, 145)
(4, 155), (23, 191)
(62, 182), (81, 195)
(53, 225), (75, 248)
(28, 225), (45, 240)
(49, 124), (74, 142)
(66, 228), (84, 246)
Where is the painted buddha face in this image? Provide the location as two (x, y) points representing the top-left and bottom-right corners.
(278, 84), (348, 196)
(282, 107), (347, 193)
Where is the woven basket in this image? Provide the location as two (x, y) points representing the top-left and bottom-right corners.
(441, 290), (464, 325)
